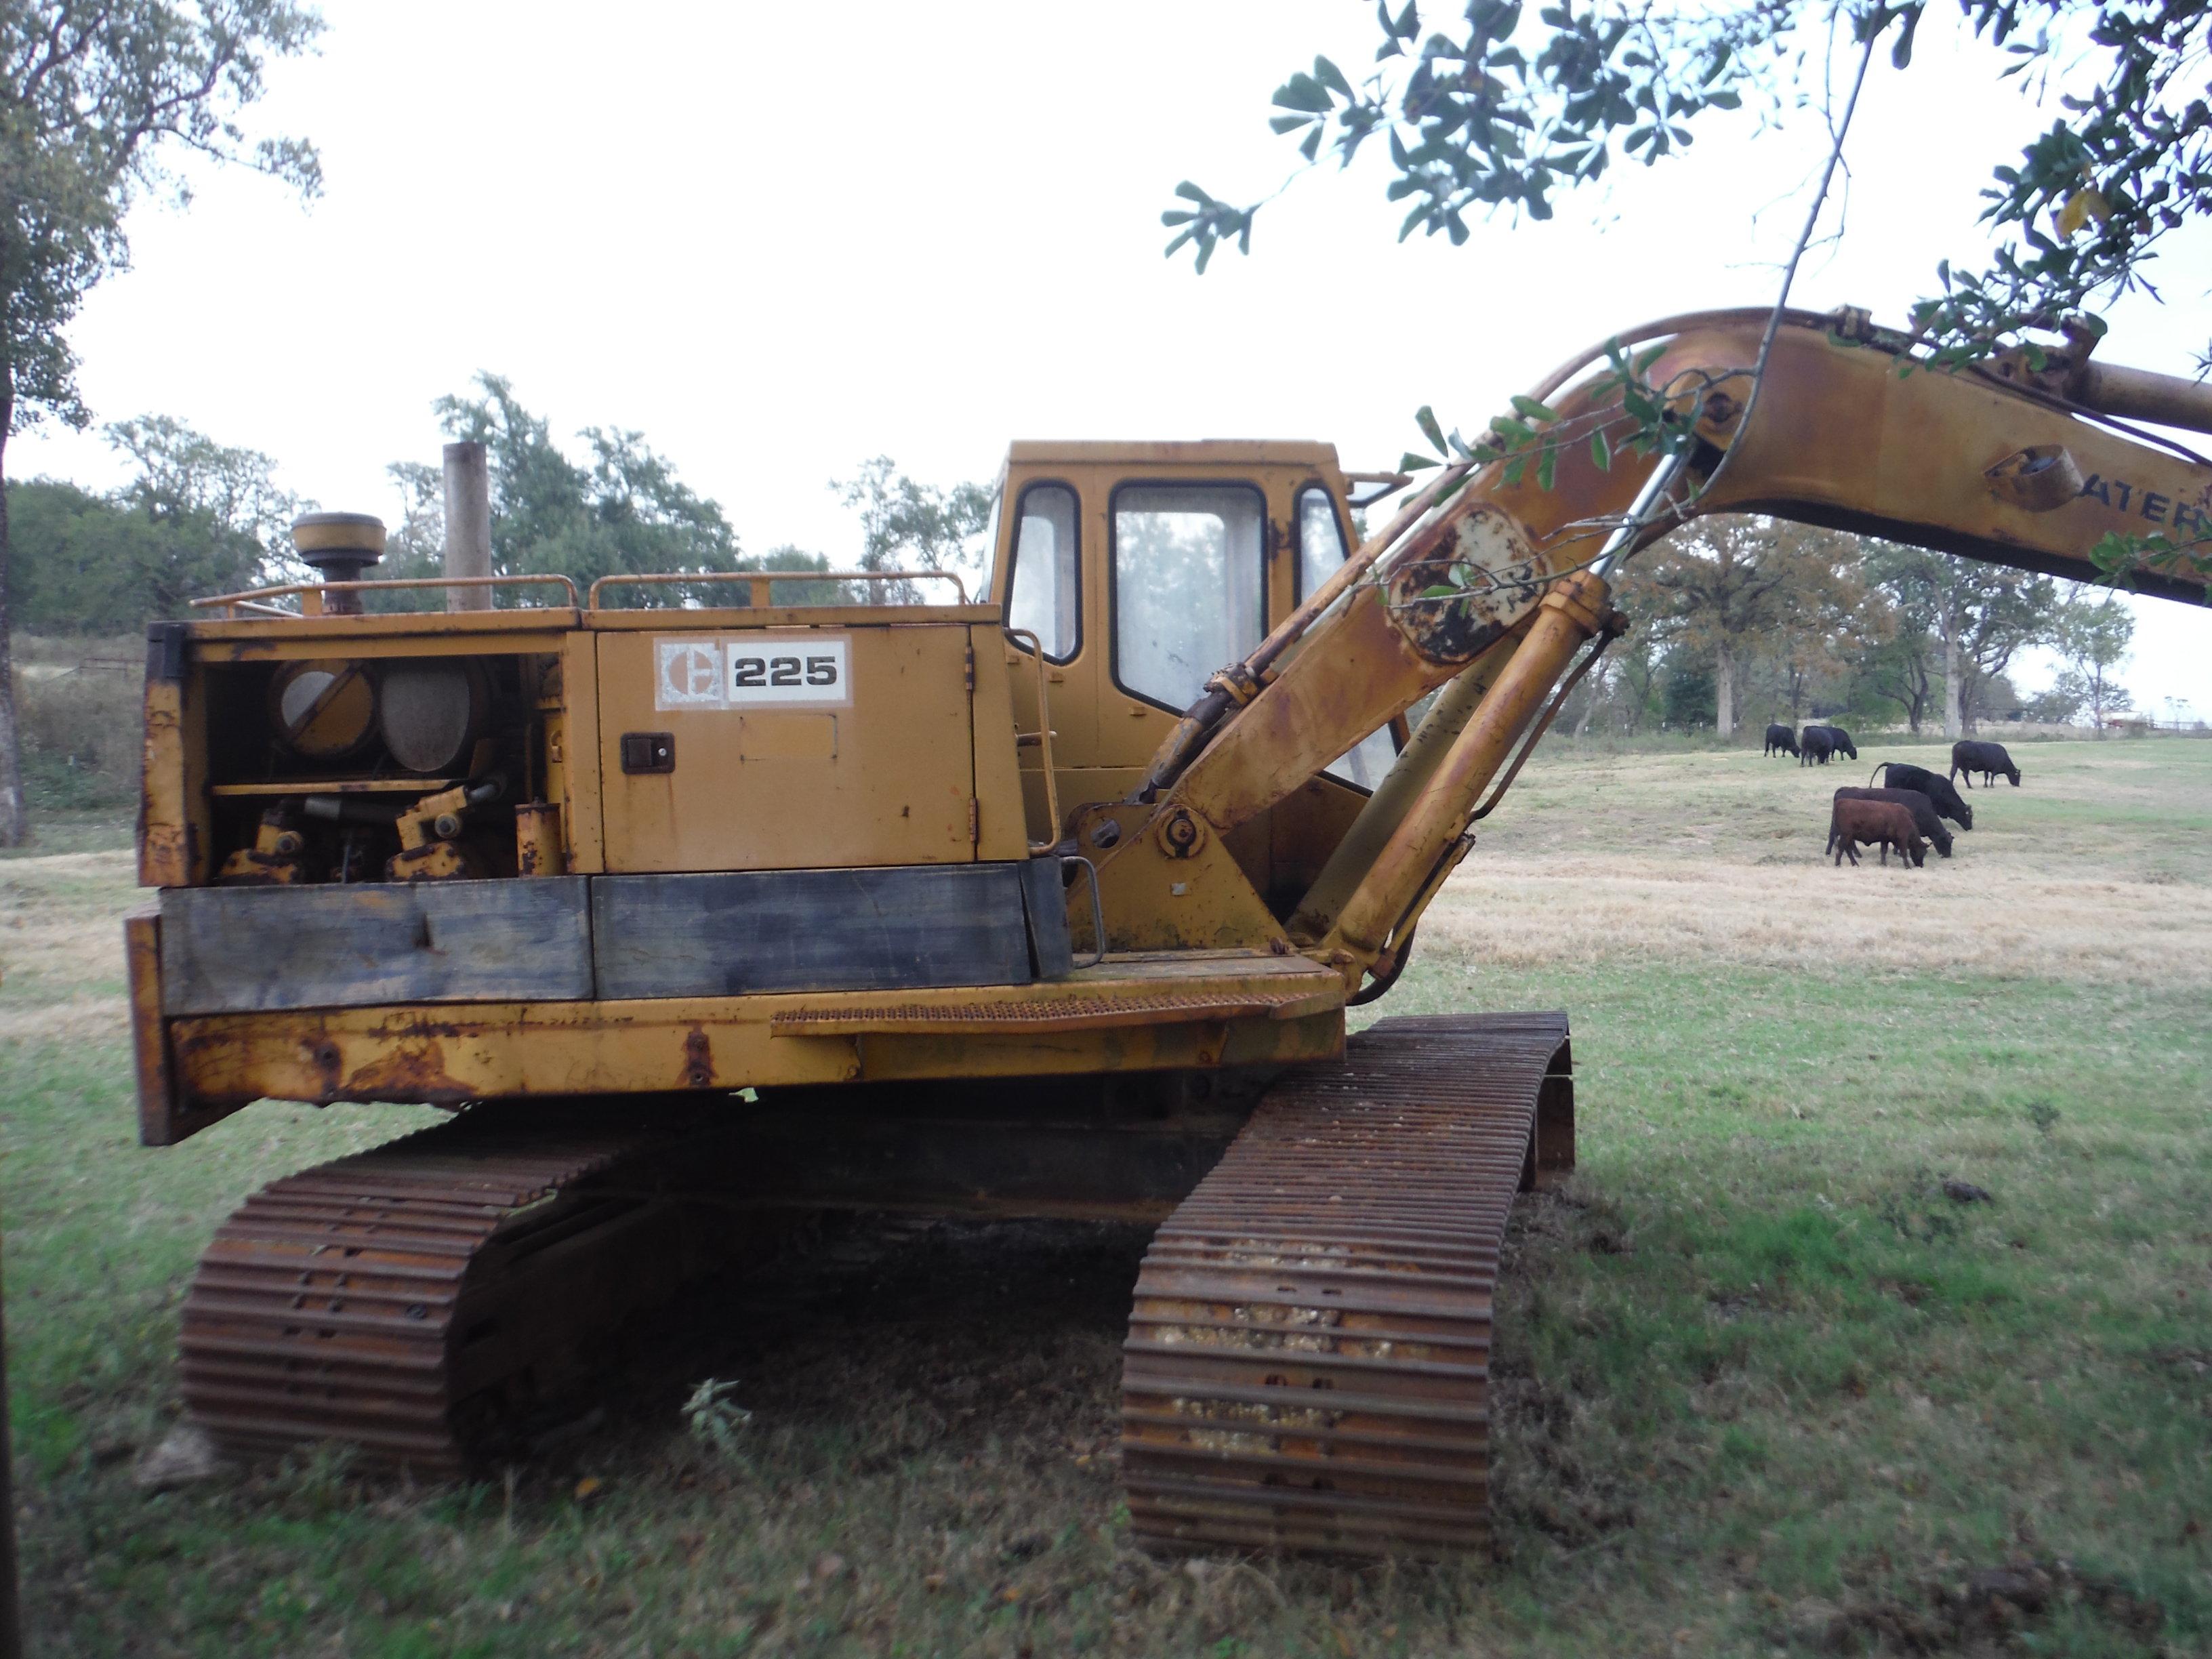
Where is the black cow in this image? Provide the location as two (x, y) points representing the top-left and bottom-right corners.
(1870, 761), (1973, 830)
(1764, 723), (1799, 758)
(1832, 786), (1954, 857)
(1799, 726), (1835, 766)
(1950, 739), (2021, 788)
(1819, 724), (1859, 760)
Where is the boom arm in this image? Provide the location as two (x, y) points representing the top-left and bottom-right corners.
(1084, 309), (2212, 987)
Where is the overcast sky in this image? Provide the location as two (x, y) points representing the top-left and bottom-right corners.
(15, 1), (2211, 717)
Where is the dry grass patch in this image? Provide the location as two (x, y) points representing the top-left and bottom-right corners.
(0, 849), (138, 1010)
(1426, 853), (2212, 983)
(1430, 734), (2212, 984)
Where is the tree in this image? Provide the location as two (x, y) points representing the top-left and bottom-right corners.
(6, 413), (299, 628)
(1770, 546), (1880, 722)
(1166, 4), (2210, 373)
(1639, 517), (1788, 738)
(429, 374), (742, 602)
(1659, 650), (1715, 731)
(2022, 673), (2087, 724)
(1638, 516), (1866, 737)
(2051, 587), (2135, 726)
(105, 411), (302, 583)
(1854, 623), (1939, 733)
(1862, 541), (2054, 735)
(830, 456), (993, 602)
(381, 388), (963, 612)
(0, 1), (322, 842)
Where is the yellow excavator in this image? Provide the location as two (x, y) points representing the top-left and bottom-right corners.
(129, 307), (2211, 1558)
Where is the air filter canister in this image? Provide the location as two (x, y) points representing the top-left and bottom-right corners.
(378, 659), (490, 774)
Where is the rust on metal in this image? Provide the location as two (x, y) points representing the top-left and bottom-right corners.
(515, 802), (565, 876)
(683, 1027), (715, 1088)
(1120, 1011), (1572, 1559)
(1381, 503), (1547, 666)
(767, 985), (1336, 1038)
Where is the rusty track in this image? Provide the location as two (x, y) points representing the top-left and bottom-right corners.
(180, 1103), (738, 1474)
(1120, 1010), (1572, 1559)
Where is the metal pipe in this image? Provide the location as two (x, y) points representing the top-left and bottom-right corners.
(1288, 628), (1525, 941)
(2075, 362), (2212, 438)
(1595, 449), (1690, 579)
(1325, 571), (1608, 960)
(443, 441), (493, 612)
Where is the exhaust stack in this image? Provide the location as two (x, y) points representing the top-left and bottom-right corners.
(443, 440), (493, 611)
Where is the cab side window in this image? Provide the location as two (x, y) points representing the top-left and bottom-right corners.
(1007, 484), (1080, 661)
(1296, 484), (1350, 600)
(1113, 483), (1265, 710)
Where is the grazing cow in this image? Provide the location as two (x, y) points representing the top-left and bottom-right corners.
(1829, 798), (1927, 867)
(1949, 739), (2022, 788)
(1799, 726), (1835, 766)
(1820, 724), (1859, 760)
(1832, 786), (1954, 857)
(1764, 722), (1799, 758)
(1870, 762), (1973, 830)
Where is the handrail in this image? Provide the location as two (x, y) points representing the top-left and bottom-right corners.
(189, 573), (581, 616)
(1005, 628), (1061, 855)
(587, 569), (970, 609)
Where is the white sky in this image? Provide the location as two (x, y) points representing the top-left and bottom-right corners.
(14, 1), (2211, 717)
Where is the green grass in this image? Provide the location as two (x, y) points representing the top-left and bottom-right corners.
(4, 739), (2209, 1656)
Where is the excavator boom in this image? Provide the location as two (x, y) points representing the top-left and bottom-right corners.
(1105, 309), (2210, 982)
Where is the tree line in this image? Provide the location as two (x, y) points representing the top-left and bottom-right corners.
(1576, 517), (2137, 739)
(12, 386), (2137, 745)
(5, 373), (990, 630)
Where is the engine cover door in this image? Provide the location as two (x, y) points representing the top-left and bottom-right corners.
(595, 623), (980, 872)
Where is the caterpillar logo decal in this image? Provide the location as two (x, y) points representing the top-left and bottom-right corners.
(653, 634), (854, 711)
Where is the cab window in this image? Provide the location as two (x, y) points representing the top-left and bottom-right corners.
(1296, 484), (1350, 600)
(1006, 483), (1080, 660)
(1296, 483), (1396, 790)
(1113, 483), (1265, 710)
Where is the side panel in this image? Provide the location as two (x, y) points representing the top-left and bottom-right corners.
(559, 630), (607, 874)
(594, 625), (981, 872)
(592, 865), (1032, 998)
(159, 879), (596, 1015)
(968, 626), (1035, 861)
(167, 994), (1346, 1105)
(139, 624), (210, 887)
(127, 904), (246, 1145)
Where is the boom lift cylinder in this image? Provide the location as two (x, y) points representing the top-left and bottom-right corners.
(1288, 627), (1526, 941)
(1326, 571), (1609, 963)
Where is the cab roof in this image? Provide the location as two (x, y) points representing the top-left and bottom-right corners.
(1002, 439), (1344, 468)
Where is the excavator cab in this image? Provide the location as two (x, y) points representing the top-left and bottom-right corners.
(987, 441), (1398, 915)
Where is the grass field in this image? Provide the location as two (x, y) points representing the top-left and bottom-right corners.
(3, 736), (2208, 1657)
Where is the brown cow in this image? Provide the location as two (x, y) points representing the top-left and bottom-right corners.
(1829, 798), (1927, 868)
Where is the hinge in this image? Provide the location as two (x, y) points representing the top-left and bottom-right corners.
(968, 797), (980, 844)
(146, 620), (189, 682)
(963, 644), (976, 694)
